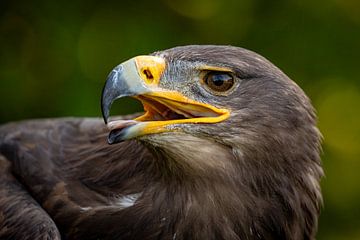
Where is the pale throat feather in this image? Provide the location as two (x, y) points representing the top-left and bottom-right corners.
(145, 133), (237, 175)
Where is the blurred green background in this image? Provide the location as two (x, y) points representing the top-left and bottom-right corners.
(1, 0), (359, 239)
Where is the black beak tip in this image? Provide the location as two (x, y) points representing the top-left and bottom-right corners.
(107, 129), (125, 144)
(107, 136), (114, 144)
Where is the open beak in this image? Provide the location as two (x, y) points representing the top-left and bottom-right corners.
(101, 55), (230, 144)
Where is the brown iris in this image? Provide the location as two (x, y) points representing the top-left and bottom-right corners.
(204, 71), (235, 93)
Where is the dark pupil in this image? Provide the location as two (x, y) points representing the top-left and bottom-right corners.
(212, 75), (226, 86)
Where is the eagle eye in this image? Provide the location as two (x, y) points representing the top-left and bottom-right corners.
(203, 71), (235, 94)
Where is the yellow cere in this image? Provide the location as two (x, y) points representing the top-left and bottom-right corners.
(134, 56), (166, 86)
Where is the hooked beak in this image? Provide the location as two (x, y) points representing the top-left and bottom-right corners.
(101, 55), (230, 144)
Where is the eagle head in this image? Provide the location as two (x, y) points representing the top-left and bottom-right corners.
(101, 45), (323, 239)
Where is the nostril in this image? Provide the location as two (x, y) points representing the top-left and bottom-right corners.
(143, 68), (154, 82)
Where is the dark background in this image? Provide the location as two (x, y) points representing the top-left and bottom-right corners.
(1, 0), (359, 239)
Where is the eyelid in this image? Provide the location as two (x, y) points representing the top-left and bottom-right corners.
(198, 67), (235, 85)
(196, 65), (233, 73)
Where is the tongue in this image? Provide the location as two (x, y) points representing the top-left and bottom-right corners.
(107, 120), (138, 131)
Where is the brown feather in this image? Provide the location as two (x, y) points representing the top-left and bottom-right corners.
(0, 45), (323, 240)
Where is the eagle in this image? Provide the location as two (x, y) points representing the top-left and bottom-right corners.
(0, 45), (323, 240)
